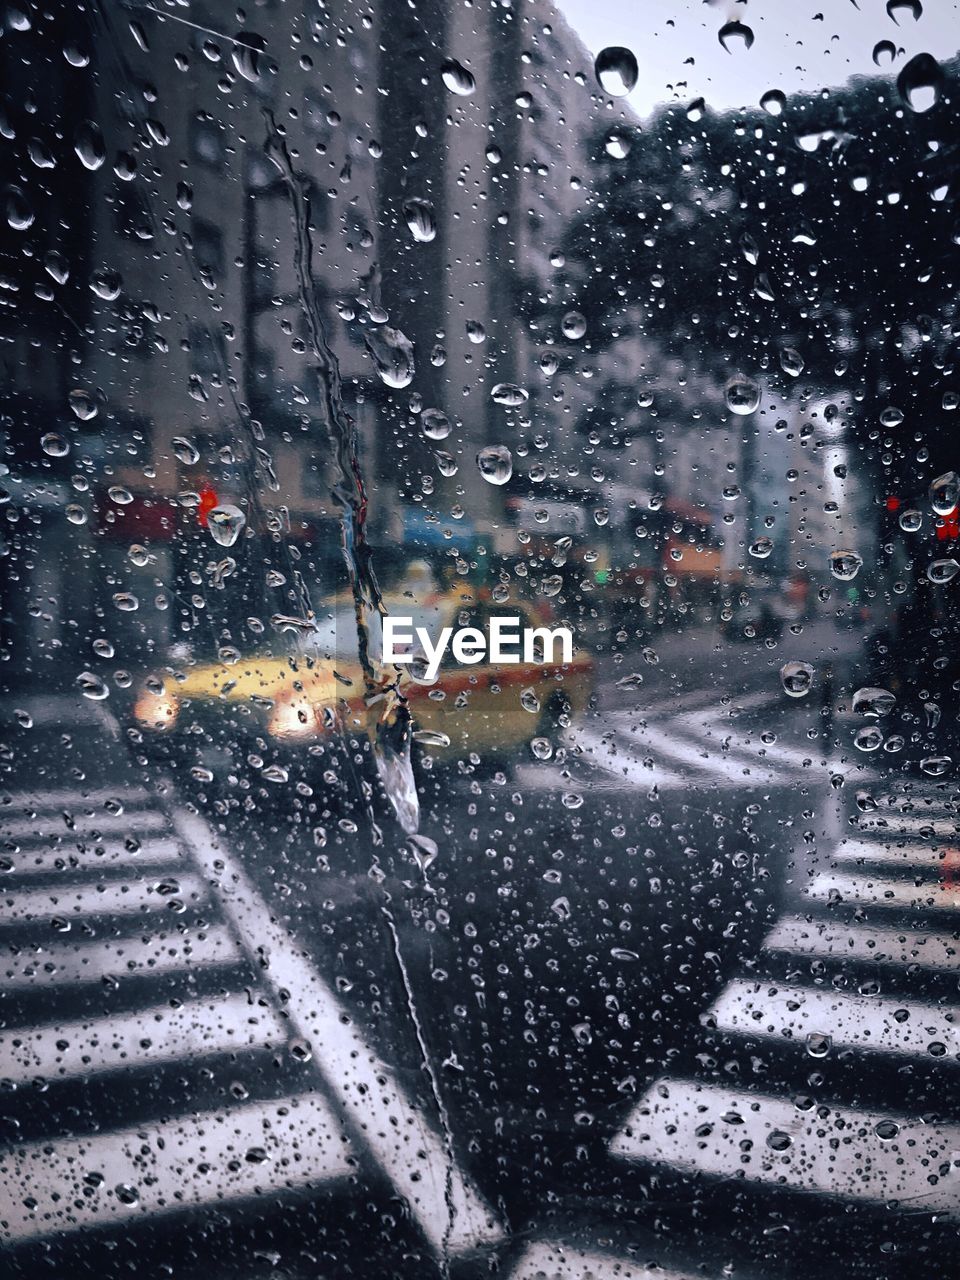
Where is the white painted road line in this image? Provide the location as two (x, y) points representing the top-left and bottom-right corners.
(0, 991), (287, 1085)
(611, 1078), (960, 1210)
(764, 917), (960, 971)
(3, 835), (184, 877)
(857, 815), (960, 837)
(171, 807), (503, 1257)
(565, 732), (684, 790)
(509, 1240), (702, 1279)
(2, 872), (208, 924)
(625, 722), (782, 786)
(2, 924), (242, 990)
(830, 839), (960, 869)
(804, 872), (959, 913)
(0, 1094), (353, 1245)
(0, 809), (169, 839)
(709, 979), (960, 1059)
(1, 787), (150, 812)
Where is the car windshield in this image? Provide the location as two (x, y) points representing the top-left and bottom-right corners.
(5, 4), (960, 1280)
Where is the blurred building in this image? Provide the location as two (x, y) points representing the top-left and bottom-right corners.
(63, 0), (609, 663)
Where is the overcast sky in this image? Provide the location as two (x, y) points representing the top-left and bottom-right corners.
(557, 0), (960, 118)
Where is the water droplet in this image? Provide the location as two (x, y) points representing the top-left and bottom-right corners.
(115, 1183), (140, 1205)
(477, 445), (512, 485)
(540, 574), (563, 598)
(880, 406), (904, 427)
(77, 671), (110, 701)
(435, 450), (458, 477)
(413, 729), (450, 748)
(852, 687), (896, 718)
(887, 0), (922, 23)
(108, 486), (133, 506)
(66, 504), (86, 525)
(749, 537), (774, 559)
(172, 436), (199, 465)
(873, 40), (897, 66)
(760, 89), (786, 116)
(112, 592), (139, 613)
(855, 726), (884, 752)
(899, 508), (922, 532)
(539, 351), (559, 377)
(725, 374), (760, 415)
(231, 31), (266, 83)
(520, 688), (540, 714)
(604, 129), (631, 159)
(41, 433), (69, 458)
(365, 326), (415, 389)
(91, 270), (122, 301)
(766, 1130), (792, 1152)
(74, 120), (105, 170)
(207, 504), (246, 547)
(440, 58), (475, 96)
(491, 383), (528, 407)
(929, 470), (959, 515)
(594, 46), (637, 97)
(780, 661), (814, 698)
(402, 197), (436, 243)
(6, 187), (34, 231)
(69, 389), (98, 420)
(897, 53), (942, 113)
(927, 557), (959, 584)
(874, 1119), (900, 1140)
(686, 97), (705, 123)
(829, 549), (863, 581)
(921, 755), (952, 776)
(530, 737), (553, 760)
(718, 20), (754, 54)
(561, 310), (587, 340)
(64, 43), (90, 67)
(44, 250), (69, 284)
(780, 348), (804, 377)
(805, 1031), (832, 1058)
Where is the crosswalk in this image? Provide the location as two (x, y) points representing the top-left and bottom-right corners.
(605, 784), (960, 1230)
(518, 683), (844, 794)
(0, 783), (502, 1262)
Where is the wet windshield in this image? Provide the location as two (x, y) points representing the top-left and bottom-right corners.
(3, 3), (960, 1279)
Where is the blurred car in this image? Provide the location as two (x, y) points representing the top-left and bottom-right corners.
(132, 591), (594, 780)
(720, 583), (785, 642)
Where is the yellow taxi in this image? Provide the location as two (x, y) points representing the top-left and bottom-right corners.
(132, 590), (593, 771)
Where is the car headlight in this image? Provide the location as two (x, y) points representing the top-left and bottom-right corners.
(268, 697), (320, 740)
(134, 691), (180, 732)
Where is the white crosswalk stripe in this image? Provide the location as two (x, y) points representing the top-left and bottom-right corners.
(0, 992), (288, 1085)
(508, 1241), (708, 1279)
(857, 814), (960, 837)
(0, 808), (169, 838)
(611, 1078), (960, 1210)
(803, 871), (959, 913)
(2, 834), (184, 877)
(1, 787), (150, 811)
(764, 916), (960, 970)
(0, 779), (503, 1260)
(0, 1095), (354, 1245)
(1, 924), (243, 990)
(3, 871), (208, 923)
(830, 838), (960, 868)
(709, 979), (960, 1058)
(607, 784), (960, 1229)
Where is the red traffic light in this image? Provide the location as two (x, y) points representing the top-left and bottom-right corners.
(197, 486), (218, 526)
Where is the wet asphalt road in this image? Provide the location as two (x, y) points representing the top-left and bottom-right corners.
(2, 616), (959, 1279)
